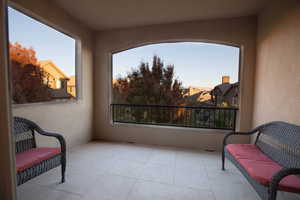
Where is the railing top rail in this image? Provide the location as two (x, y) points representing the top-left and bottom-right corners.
(111, 103), (238, 110)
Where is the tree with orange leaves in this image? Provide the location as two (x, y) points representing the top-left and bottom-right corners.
(9, 42), (38, 65)
(9, 42), (52, 104)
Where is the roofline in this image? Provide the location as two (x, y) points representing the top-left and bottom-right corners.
(211, 81), (239, 95)
(38, 60), (69, 78)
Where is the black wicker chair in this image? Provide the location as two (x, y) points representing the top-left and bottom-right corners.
(14, 116), (66, 186)
(222, 121), (300, 200)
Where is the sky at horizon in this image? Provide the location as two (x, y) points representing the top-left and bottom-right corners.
(113, 42), (240, 88)
(8, 7), (76, 76)
(8, 7), (240, 87)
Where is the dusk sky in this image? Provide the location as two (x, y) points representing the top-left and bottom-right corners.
(8, 7), (240, 87)
(8, 7), (76, 76)
(113, 43), (240, 88)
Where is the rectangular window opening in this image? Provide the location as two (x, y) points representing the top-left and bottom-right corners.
(8, 6), (79, 105)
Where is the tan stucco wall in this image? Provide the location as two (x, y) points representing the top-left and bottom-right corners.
(253, 0), (300, 128)
(94, 17), (257, 151)
(10, 0), (94, 149)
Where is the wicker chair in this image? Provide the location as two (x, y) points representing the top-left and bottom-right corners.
(14, 117), (66, 186)
(222, 121), (300, 200)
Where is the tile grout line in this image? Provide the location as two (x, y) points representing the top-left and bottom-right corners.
(124, 178), (139, 200)
(24, 181), (84, 198)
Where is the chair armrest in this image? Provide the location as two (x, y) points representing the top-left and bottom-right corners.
(33, 126), (66, 153)
(223, 129), (258, 147)
(14, 117), (66, 154)
(268, 168), (300, 199)
(222, 121), (276, 147)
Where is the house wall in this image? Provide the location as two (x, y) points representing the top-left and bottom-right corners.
(10, 0), (94, 149)
(94, 17), (257, 151)
(39, 61), (69, 89)
(253, 0), (300, 129)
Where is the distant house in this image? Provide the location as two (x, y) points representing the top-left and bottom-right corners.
(210, 76), (239, 107)
(67, 76), (76, 97)
(38, 60), (75, 98)
(183, 86), (212, 106)
(183, 86), (211, 97)
(184, 91), (213, 106)
(39, 60), (69, 89)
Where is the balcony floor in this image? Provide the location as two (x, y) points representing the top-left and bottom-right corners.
(17, 141), (300, 200)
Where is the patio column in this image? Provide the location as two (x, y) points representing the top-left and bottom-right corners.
(0, 0), (17, 199)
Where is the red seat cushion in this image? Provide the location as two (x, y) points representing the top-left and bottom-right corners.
(226, 144), (300, 193)
(16, 147), (61, 172)
(226, 144), (273, 162)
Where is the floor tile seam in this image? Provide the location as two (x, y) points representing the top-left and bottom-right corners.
(24, 182), (84, 198)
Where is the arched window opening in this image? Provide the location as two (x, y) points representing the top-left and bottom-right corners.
(112, 42), (240, 130)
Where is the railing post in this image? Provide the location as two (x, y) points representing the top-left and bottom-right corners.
(233, 109), (237, 131)
(112, 104), (114, 123)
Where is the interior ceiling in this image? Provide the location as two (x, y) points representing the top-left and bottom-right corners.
(53, 0), (269, 31)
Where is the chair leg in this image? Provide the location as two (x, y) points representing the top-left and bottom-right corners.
(61, 168), (65, 183)
(268, 184), (278, 200)
(61, 154), (66, 183)
(222, 148), (225, 170)
(268, 188), (277, 200)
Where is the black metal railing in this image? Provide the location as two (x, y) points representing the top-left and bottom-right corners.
(111, 104), (238, 130)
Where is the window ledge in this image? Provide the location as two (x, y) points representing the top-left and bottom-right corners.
(12, 98), (80, 108)
(111, 121), (232, 134)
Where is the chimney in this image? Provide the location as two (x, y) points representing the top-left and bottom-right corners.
(222, 76), (230, 84)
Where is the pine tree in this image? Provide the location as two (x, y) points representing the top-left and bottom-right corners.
(113, 55), (184, 105)
(113, 55), (185, 123)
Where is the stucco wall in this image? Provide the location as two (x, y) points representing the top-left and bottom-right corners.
(253, 0), (300, 128)
(94, 17), (257, 151)
(10, 0), (94, 149)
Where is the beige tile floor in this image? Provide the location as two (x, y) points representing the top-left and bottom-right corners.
(17, 141), (300, 200)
